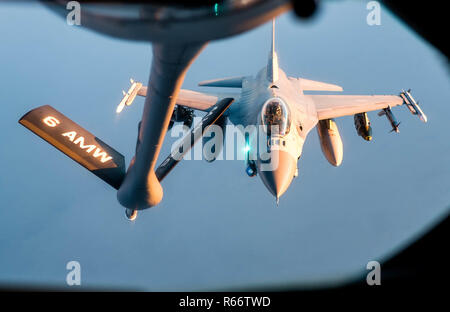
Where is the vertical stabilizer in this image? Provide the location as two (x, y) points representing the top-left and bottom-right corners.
(267, 19), (279, 83)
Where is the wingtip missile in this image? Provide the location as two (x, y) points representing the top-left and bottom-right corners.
(416, 101), (428, 122)
(401, 89), (428, 123)
(117, 90), (129, 114)
(117, 80), (143, 114)
(116, 101), (126, 114)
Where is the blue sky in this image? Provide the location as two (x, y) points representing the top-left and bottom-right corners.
(0, 1), (449, 290)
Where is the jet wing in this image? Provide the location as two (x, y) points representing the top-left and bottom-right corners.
(308, 94), (404, 120)
(290, 77), (343, 92)
(155, 98), (234, 181)
(137, 86), (236, 112)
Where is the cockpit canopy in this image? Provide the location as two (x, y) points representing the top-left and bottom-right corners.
(261, 97), (291, 136)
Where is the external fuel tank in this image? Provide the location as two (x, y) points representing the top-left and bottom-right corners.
(316, 119), (343, 167)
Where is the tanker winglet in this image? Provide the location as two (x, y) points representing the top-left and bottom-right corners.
(19, 105), (125, 189)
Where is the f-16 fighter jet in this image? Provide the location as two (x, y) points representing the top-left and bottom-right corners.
(19, 20), (427, 220)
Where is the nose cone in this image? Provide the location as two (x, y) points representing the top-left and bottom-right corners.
(258, 150), (297, 199)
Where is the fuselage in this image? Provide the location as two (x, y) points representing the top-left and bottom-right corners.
(226, 66), (319, 200)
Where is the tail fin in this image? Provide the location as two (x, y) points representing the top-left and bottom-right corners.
(267, 19), (279, 83)
(19, 105), (125, 189)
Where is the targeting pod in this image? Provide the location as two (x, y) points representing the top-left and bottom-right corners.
(168, 105), (195, 131)
(246, 160), (257, 177)
(400, 89), (427, 123)
(354, 112), (372, 141)
(378, 106), (400, 133)
(244, 133), (257, 176)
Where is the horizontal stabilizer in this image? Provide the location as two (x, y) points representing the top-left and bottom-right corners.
(290, 77), (343, 92)
(309, 94), (404, 120)
(19, 105), (125, 189)
(136, 86), (220, 111)
(198, 76), (244, 88)
(155, 98), (234, 181)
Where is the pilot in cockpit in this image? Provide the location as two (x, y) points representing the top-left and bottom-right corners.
(264, 100), (286, 135)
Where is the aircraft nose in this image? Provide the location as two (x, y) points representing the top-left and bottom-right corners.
(258, 150), (297, 200)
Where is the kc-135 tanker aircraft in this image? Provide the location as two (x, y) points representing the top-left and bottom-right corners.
(19, 21), (427, 221)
